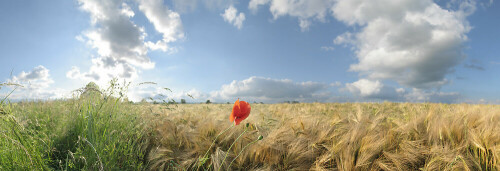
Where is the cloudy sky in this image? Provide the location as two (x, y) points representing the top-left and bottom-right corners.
(0, 0), (499, 103)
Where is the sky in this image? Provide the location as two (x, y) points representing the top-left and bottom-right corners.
(0, 0), (499, 104)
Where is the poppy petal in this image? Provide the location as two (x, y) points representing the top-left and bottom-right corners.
(229, 110), (235, 122)
(230, 99), (240, 123)
(235, 118), (242, 125)
(238, 101), (251, 120)
(229, 99), (251, 125)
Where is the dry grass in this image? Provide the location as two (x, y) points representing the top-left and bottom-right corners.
(141, 103), (500, 171)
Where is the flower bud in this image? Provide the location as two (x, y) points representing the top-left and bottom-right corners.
(246, 123), (250, 128)
(258, 135), (263, 140)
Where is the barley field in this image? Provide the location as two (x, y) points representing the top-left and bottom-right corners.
(1, 85), (500, 170)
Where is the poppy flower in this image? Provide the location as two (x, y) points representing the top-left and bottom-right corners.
(229, 99), (251, 125)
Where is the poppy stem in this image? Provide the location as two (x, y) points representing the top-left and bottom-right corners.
(197, 124), (234, 170)
(227, 136), (262, 169)
(218, 127), (247, 171)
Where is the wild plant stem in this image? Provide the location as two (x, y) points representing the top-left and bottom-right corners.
(218, 128), (247, 171)
(227, 138), (259, 169)
(197, 124), (234, 170)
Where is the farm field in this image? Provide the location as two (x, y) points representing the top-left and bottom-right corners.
(2, 0), (500, 170)
(1, 91), (500, 170)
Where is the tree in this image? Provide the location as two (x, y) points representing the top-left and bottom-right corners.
(81, 82), (101, 99)
(181, 99), (186, 104)
(206, 100), (211, 104)
(140, 98), (148, 104)
(168, 99), (177, 104)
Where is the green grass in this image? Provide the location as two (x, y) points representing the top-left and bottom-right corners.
(1, 81), (500, 170)
(1, 81), (147, 170)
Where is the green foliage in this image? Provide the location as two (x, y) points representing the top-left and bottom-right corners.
(0, 80), (146, 170)
(80, 81), (102, 99)
(2, 78), (500, 170)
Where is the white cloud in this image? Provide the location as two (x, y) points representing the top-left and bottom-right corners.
(248, 0), (476, 102)
(9, 65), (53, 89)
(125, 76), (462, 103)
(138, 0), (184, 51)
(127, 84), (208, 103)
(332, 0), (474, 89)
(66, 66), (82, 79)
(74, 0), (151, 84)
(210, 76), (332, 103)
(126, 77), (336, 103)
(248, 0), (270, 12)
(75, 35), (85, 42)
(248, 0), (334, 31)
(4, 66), (68, 100)
(298, 18), (311, 31)
(330, 81), (342, 87)
(171, 0), (198, 13)
(221, 5), (246, 29)
(127, 85), (165, 102)
(78, 0), (153, 68)
(333, 32), (354, 45)
(66, 57), (138, 86)
(344, 79), (461, 103)
(404, 88), (460, 103)
(71, 0), (184, 86)
(345, 79), (402, 100)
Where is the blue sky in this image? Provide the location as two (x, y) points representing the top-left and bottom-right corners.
(0, 0), (499, 103)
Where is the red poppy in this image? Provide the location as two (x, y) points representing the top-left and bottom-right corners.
(229, 99), (251, 125)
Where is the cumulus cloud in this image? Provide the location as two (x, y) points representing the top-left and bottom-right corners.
(248, 0), (270, 12)
(4, 66), (68, 100)
(333, 0), (474, 89)
(249, 0), (476, 102)
(404, 88), (461, 103)
(66, 57), (138, 84)
(79, 0), (153, 68)
(70, 0), (183, 85)
(138, 0), (184, 51)
(345, 79), (403, 100)
(248, 0), (334, 31)
(221, 5), (246, 29)
(126, 84), (208, 103)
(333, 32), (355, 46)
(125, 77), (336, 103)
(344, 79), (461, 103)
(9, 65), (54, 89)
(210, 76), (332, 103)
(171, 0), (198, 13)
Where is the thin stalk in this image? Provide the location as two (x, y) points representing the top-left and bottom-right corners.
(1, 86), (18, 105)
(218, 128), (247, 171)
(227, 137), (261, 169)
(196, 124), (234, 170)
(83, 137), (103, 171)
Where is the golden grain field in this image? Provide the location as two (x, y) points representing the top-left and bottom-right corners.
(140, 102), (500, 170)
